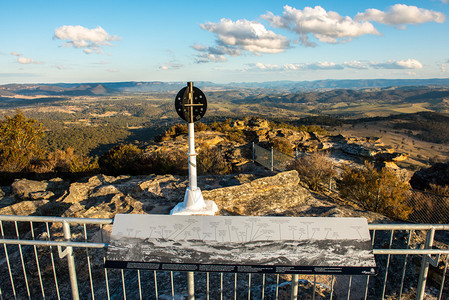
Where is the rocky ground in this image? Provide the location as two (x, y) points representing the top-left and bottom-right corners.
(1, 169), (448, 299)
(0, 170), (390, 222)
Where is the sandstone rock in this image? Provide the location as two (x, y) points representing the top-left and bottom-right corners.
(375, 152), (409, 162)
(248, 118), (269, 129)
(11, 179), (49, 200)
(203, 170), (313, 215)
(0, 200), (49, 216)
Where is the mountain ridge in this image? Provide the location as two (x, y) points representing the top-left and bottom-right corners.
(2, 78), (449, 96)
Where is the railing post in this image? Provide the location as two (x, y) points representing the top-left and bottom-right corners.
(62, 221), (80, 300)
(271, 146), (274, 172)
(188, 271), (195, 300)
(291, 274), (299, 300)
(416, 227), (435, 300)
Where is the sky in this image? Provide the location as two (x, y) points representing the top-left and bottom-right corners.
(1, 0), (449, 84)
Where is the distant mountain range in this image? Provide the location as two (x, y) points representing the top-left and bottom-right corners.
(1, 78), (449, 96)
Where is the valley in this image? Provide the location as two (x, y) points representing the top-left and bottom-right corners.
(1, 81), (448, 170)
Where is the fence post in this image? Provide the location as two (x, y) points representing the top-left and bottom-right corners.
(291, 274), (299, 300)
(62, 221), (80, 300)
(188, 271), (195, 300)
(416, 227), (435, 300)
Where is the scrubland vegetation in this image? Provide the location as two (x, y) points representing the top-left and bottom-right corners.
(1, 82), (449, 222)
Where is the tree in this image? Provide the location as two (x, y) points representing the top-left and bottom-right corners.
(288, 151), (336, 191)
(0, 111), (45, 172)
(197, 144), (231, 175)
(337, 162), (412, 220)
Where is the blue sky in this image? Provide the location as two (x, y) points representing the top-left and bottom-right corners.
(1, 0), (449, 84)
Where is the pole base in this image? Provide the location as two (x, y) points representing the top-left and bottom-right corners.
(170, 187), (218, 215)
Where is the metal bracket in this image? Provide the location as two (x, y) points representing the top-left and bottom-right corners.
(427, 254), (440, 267)
(58, 245), (72, 259)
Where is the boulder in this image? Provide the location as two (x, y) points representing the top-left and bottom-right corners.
(409, 162), (449, 191)
(0, 200), (49, 216)
(11, 179), (49, 200)
(203, 170), (313, 215)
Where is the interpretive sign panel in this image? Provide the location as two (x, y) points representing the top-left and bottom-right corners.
(105, 214), (377, 275)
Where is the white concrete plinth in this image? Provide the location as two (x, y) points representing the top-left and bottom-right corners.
(170, 187), (218, 215)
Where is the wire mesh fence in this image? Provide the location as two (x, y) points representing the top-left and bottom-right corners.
(252, 143), (449, 224)
(405, 190), (449, 224)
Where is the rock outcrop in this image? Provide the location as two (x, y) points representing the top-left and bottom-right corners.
(0, 171), (388, 223)
(409, 162), (449, 190)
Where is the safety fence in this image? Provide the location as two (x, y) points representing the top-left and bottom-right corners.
(0, 215), (448, 300)
(252, 143), (449, 225)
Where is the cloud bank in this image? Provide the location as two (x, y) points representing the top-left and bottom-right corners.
(54, 25), (119, 54)
(262, 6), (379, 46)
(246, 59), (423, 72)
(194, 18), (289, 62)
(195, 4), (445, 62)
(355, 4), (445, 28)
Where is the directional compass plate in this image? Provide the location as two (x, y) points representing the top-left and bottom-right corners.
(175, 85), (207, 123)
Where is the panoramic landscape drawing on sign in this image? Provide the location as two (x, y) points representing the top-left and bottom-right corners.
(105, 214), (377, 275)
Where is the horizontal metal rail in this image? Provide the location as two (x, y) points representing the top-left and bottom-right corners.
(0, 214), (113, 225)
(2, 215), (448, 231)
(0, 239), (107, 248)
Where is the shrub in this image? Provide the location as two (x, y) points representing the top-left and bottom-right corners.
(197, 145), (232, 175)
(288, 151), (336, 191)
(27, 147), (99, 174)
(270, 137), (293, 156)
(0, 111), (45, 172)
(156, 123), (189, 142)
(337, 162), (412, 220)
(427, 184), (449, 196)
(99, 144), (143, 175)
(146, 147), (187, 175)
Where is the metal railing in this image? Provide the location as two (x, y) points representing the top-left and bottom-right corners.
(0, 215), (448, 299)
(252, 143), (449, 224)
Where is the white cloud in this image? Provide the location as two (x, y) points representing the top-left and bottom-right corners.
(54, 25), (119, 54)
(441, 63), (447, 72)
(159, 63), (183, 70)
(355, 4), (445, 28)
(107, 69), (119, 73)
(247, 61), (344, 71)
(195, 53), (227, 63)
(371, 59), (423, 69)
(55, 65), (70, 70)
(344, 61), (369, 69)
(442, 0), (449, 4)
(11, 51), (21, 57)
(253, 62), (282, 70)
(17, 57), (43, 64)
(262, 5), (379, 46)
(196, 18), (289, 62)
(306, 61), (344, 70)
(246, 59), (423, 72)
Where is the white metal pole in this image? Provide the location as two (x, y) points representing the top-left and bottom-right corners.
(188, 122), (197, 191)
